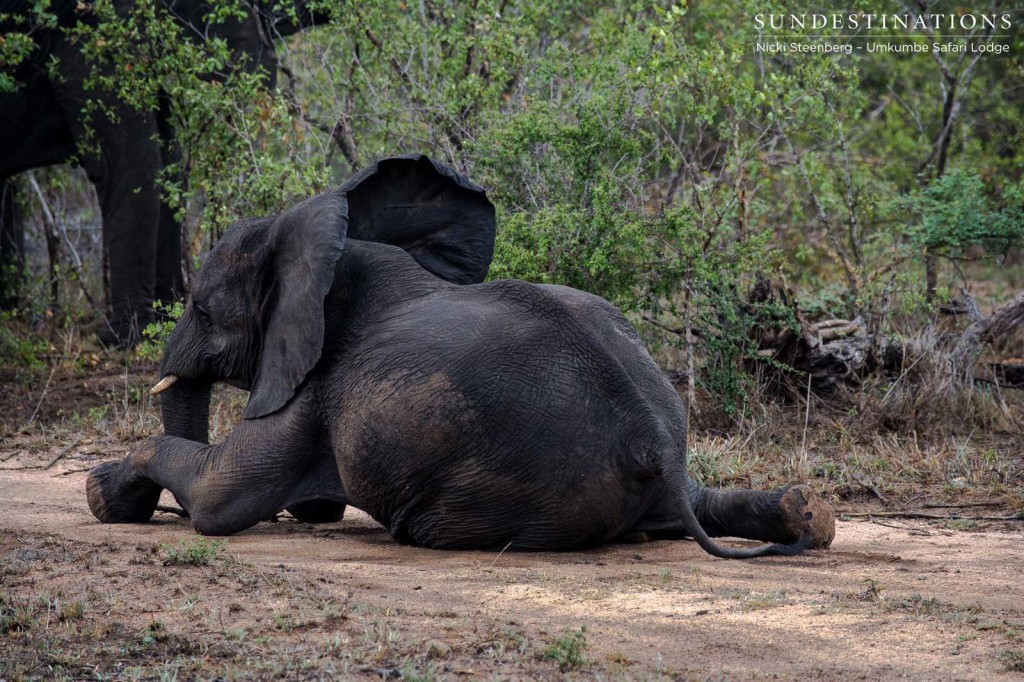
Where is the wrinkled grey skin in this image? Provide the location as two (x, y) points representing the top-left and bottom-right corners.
(0, 0), (327, 344)
(87, 155), (836, 558)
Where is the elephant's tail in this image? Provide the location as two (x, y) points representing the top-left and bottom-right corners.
(662, 455), (813, 560)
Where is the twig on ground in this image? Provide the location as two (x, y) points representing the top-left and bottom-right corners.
(848, 469), (890, 506)
(865, 518), (916, 532)
(51, 467), (92, 477)
(842, 511), (1023, 521)
(921, 502), (1002, 509)
(487, 540), (514, 570)
(44, 436), (84, 470)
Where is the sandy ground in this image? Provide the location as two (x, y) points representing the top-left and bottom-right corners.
(2, 440), (1023, 681)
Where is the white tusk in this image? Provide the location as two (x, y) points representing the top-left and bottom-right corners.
(150, 375), (179, 396)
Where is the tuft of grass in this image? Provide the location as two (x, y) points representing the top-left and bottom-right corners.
(886, 593), (983, 624)
(544, 626), (589, 672)
(998, 648), (1024, 672)
(59, 599), (85, 622)
(401, 661), (439, 682)
(362, 617), (401, 658)
(471, 621), (528, 661)
(271, 611), (319, 632)
(141, 620), (167, 645)
(161, 538), (225, 567)
(728, 589), (790, 612)
(860, 578), (884, 603)
(0, 593), (36, 633)
(225, 626), (248, 641)
(891, 593), (941, 618)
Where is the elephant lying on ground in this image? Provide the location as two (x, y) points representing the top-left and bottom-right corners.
(87, 155), (835, 558)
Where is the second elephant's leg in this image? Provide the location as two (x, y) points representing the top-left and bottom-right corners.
(286, 500), (347, 523)
(0, 178), (25, 309)
(51, 37), (162, 346)
(154, 94), (185, 305)
(89, 123), (162, 346)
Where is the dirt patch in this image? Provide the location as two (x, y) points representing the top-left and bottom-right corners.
(2, 448), (1023, 680)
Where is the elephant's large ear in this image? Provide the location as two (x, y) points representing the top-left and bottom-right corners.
(341, 155), (495, 284)
(245, 192), (348, 419)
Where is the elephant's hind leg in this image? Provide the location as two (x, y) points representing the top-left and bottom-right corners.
(633, 484), (835, 549)
(695, 485), (835, 548)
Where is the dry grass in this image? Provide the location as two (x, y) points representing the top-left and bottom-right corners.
(679, 323), (1024, 510)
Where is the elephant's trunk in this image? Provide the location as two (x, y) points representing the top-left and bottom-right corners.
(157, 306), (212, 444)
(160, 378), (211, 444)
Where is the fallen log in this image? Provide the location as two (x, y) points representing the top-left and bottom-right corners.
(747, 281), (1023, 394)
(950, 289), (1024, 377)
(752, 324), (903, 396)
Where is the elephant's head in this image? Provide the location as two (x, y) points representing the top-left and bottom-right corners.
(152, 155), (495, 443)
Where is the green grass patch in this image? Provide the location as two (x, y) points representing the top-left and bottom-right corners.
(160, 538), (225, 566)
(544, 626), (589, 672)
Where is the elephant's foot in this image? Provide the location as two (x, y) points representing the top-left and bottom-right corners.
(777, 485), (835, 549)
(285, 500), (346, 524)
(87, 461), (162, 523)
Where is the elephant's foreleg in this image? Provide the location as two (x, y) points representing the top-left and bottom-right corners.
(695, 485), (835, 548)
(87, 419), (343, 535)
(89, 128), (162, 346)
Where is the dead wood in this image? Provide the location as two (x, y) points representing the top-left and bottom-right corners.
(747, 280), (1023, 395)
(950, 289), (1024, 377)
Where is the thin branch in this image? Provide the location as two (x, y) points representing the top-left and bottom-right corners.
(843, 511), (1023, 521)
(26, 362), (59, 428)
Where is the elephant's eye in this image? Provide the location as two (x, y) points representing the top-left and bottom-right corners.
(194, 304), (213, 327)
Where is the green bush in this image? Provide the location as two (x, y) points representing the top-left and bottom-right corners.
(909, 170), (1024, 257)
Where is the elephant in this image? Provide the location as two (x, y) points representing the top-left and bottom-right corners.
(86, 155), (836, 558)
(0, 0), (328, 344)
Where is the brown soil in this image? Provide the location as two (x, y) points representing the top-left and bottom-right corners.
(2, 443), (1023, 680)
